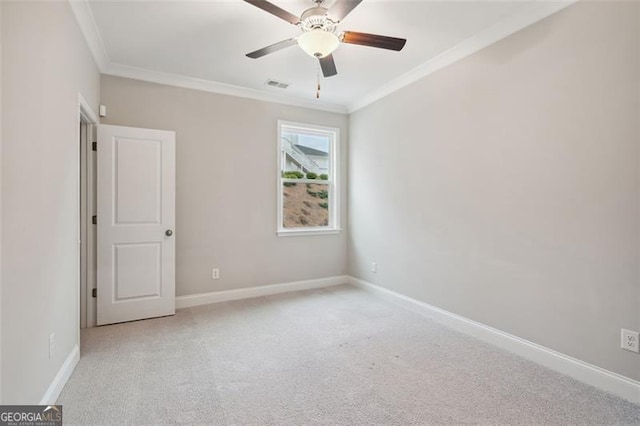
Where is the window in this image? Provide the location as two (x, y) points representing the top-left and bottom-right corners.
(278, 121), (340, 236)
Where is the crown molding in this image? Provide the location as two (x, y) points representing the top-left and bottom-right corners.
(103, 63), (349, 114)
(69, 0), (109, 71)
(68, 0), (346, 114)
(346, 0), (578, 113)
(69, 0), (577, 116)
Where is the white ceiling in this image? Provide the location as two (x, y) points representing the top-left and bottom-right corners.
(81, 0), (572, 112)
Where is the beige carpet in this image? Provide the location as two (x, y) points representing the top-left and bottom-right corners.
(58, 285), (640, 425)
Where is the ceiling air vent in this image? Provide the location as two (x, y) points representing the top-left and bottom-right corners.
(265, 79), (290, 89)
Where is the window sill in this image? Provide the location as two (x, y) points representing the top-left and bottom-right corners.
(277, 228), (342, 237)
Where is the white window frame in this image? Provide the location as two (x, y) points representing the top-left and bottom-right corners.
(277, 120), (341, 236)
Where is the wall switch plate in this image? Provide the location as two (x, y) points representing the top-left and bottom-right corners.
(212, 268), (220, 280)
(371, 262), (377, 273)
(621, 329), (639, 353)
(49, 333), (55, 359)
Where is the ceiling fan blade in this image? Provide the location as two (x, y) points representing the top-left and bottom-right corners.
(243, 0), (300, 25)
(342, 31), (407, 51)
(319, 54), (338, 77)
(246, 38), (297, 59)
(327, 0), (363, 22)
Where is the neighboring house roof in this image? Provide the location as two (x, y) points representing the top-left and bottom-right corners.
(296, 145), (328, 157)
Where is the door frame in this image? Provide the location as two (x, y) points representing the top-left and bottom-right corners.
(78, 94), (98, 330)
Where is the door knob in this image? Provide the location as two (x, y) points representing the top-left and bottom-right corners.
(165, 229), (173, 237)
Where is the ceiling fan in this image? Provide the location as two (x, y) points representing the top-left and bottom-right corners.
(243, 0), (407, 78)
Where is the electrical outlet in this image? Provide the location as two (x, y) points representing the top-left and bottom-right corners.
(621, 329), (639, 353)
(49, 333), (55, 359)
(212, 268), (220, 280)
(371, 262), (377, 273)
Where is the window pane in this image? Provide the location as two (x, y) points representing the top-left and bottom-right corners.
(281, 130), (330, 179)
(282, 182), (329, 228)
(278, 121), (338, 234)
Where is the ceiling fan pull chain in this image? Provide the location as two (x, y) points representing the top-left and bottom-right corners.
(316, 65), (321, 99)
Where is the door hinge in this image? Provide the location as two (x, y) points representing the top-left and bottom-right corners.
(92, 288), (97, 298)
(92, 141), (97, 151)
(92, 215), (97, 225)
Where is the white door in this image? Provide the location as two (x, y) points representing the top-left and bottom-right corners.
(97, 124), (176, 325)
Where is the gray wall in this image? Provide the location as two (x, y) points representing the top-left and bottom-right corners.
(1, 2), (100, 403)
(100, 75), (348, 297)
(0, 0), (3, 403)
(348, 1), (640, 380)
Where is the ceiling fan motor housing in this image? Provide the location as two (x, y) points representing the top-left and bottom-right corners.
(300, 7), (337, 33)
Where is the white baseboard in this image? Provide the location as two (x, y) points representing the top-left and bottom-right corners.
(349, 277), (640, 406)
(176, 275), (349, 309)
(40, 344), (80, 405)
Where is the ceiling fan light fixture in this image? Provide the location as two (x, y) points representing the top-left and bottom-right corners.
(298, 29), (340, 58)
